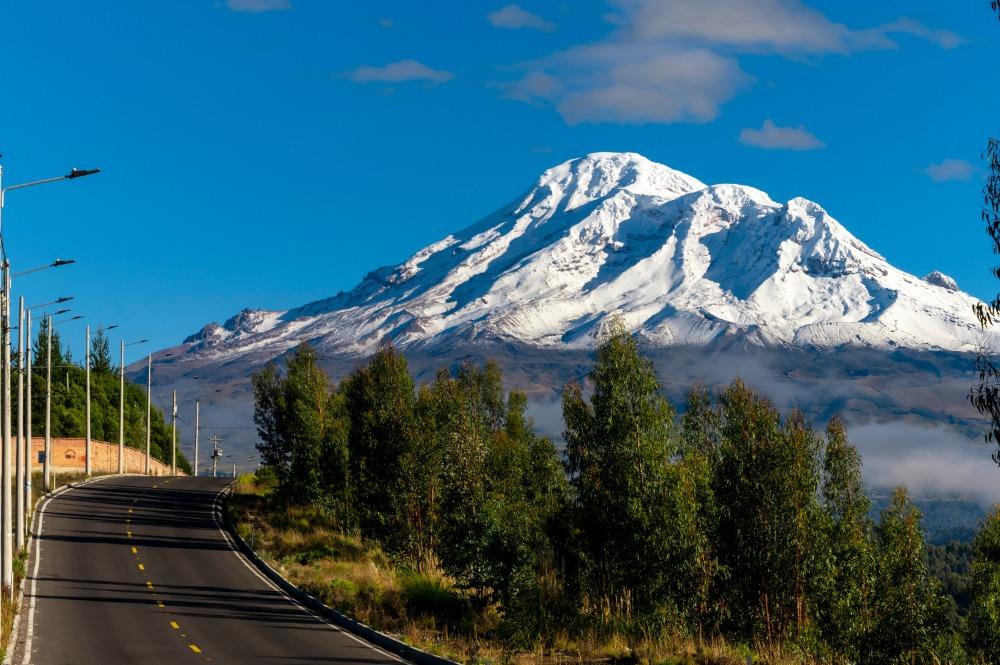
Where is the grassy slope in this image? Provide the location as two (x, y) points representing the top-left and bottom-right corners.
(228, 476), (819, 665)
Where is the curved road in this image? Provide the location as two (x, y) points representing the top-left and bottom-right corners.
(9, 476), (402, 664)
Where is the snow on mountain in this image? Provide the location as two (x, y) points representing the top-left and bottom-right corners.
(179, 152), (992, 364)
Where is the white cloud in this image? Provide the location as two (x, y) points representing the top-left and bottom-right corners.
(488, 4), (556, 32)
(346, 60), (454, 85)
(503, 45), (751, 125)
(850, 423), (999, 507)
(880, 17), (966, 50)
(225, 0), (291, 12)
(739, 119), (825, 151)
(922, 158), (976, 183)
(496, 0), (964, 126)
(606, 0), (964, 53)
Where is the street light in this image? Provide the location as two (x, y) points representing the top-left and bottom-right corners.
(119, 338), (148, 474)
(17, 295), (72, 549)
(12, 259), (76, 279)
(0, 164), (98, 600)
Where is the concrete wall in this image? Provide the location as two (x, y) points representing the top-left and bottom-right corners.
(28, 437), (180, 476)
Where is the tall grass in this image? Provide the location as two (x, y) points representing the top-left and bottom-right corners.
(228, 478), (840, 665)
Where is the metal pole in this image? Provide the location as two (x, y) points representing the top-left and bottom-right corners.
(145, 354), (151, 475)
(85, 324), (91, 477)
(194, 400), (199, 478)
(24, 311), (31, 540)
(15, 298), (24, 549)
(44, 316), (51, 493)
(2, 263), (13, 594)
(171, 390), (176, 476)
(118, 339), (124, 474)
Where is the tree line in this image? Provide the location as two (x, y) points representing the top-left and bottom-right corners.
(252, 322), (1000, 663)
(18, 320), (190, 473)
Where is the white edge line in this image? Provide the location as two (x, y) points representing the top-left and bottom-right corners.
(209, 486), (408, 664)
(15, 474), (136, 665)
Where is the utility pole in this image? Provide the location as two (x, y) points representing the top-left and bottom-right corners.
(209, 435), (222, 478)
(194, 400), (200, 478)
(85, 324), (91, 477)
(171, 390), (177, 476)
(15, 298), (24, 548)
(2, 263), (12, 595)
(44, 315), (51, 492)
(145, 354), (151, 475)
(24, 311), (32, 542)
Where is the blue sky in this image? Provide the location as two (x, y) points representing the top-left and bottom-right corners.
(1, 0), (997, 363)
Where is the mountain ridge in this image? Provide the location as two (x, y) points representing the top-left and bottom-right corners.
(180, 151), (991, 361)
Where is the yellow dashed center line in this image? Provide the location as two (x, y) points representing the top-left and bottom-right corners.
(131, 546), (138, 554)
(127, 531), (132, 538)
(170, 621), (180, 630)
(156, 601), (165, 608)
(137, 564), (144, 571)
(188, 645), (201, 654)
(128, 508), (133, 513)
(146, 581), (153, 589)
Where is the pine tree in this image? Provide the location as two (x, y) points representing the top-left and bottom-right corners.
(90, 327), (114, 373)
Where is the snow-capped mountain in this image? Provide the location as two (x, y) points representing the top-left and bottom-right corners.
(182, 152), (991, 361)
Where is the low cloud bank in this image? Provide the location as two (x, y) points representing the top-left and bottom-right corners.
(849, 422), (999, 508)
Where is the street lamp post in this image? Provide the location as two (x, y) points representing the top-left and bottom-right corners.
(171, 390), (177, 476)
(145, 355), (151, 475)
(194, 400), (200, 478)
(44, 316), (52, 492)
(0, 163), (99, 600)
(23, 311), (31, 547)
(85, 325), (91, 476)
(14, 298), (24, 549)
(119, 338), (147, 474)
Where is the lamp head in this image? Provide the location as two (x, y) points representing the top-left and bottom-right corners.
(66, 168), (100, 179)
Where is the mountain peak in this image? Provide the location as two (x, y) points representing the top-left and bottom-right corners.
(181, 153), (992, 359)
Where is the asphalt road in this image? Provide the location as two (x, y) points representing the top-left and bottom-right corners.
(9, 475), (403, 665)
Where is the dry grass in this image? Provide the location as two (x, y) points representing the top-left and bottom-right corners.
(228, 480), (824, 665)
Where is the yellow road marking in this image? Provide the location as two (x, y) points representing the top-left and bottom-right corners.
(137, 564), (144, 571)
(127, 531), (132, 538)
(188, 645), (201, 654)
(156, 601), (164, 608)
(128, 508), (133, 513)
(170, 621), (180, 630)
(146, 581), (153, 589)
(131, 546), (137, 554)
(153, 485), (158, 489)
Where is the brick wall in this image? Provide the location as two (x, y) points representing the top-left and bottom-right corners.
(27, 437), (181, 476)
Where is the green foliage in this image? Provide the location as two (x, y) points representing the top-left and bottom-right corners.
(16, 324), (188, 473)
(251, 344), (349, 509)
(864, 488), (952, 663)
(250, 325), (981, 662)
(340, 345), (416, 545)
(89, 327), (114, 373)
(967, 506), (1000, 660)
